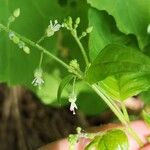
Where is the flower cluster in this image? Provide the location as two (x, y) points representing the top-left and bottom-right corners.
(63, 16), (93, 40)
(32, 68), (44, 89)
(68, 59), (80, 73)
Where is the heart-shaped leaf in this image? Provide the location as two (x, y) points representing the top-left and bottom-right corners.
(87, 0), (150, 49)
(98, 73), (150, 101)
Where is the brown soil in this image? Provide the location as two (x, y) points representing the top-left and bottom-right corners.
(0, 84), (88, 150)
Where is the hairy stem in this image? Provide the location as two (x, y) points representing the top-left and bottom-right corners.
(91, 84), (127, 125)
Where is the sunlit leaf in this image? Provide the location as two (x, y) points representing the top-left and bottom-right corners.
(87, 0), (150, 49)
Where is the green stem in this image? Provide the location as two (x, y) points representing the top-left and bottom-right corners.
(98, 85), (124, 118)
(39, 52), (44, 69)
(91, 84), (144, 147)
(121, 102), (130, 123)
(36, 35), (46, 44)
(91, 84), (127, 124)
(71, 32), (89, 66)
(72, 77), (76, 94)
(35, 44), (69, 69)
(0, 23), (69, 69)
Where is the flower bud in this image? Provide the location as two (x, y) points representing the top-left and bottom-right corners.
(75, 17), (80, 25)
(12, 35), (20, 44)
(13, 8), (20, 18)
(147, 24), (150, 34)
(18, 41), (25, 49)
(82, 32), (87, 37)
(86, 26), (93, 33)
(23, 46), (30, 54)
(68, 16), (73, 26)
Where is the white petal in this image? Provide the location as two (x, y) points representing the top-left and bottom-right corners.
(49, 20), (53, 27)
(70, 103), (74, 111)
(32, 78), (36, 84)
(53, 24), (61, 32)
(73, 111), (76, 115)
(54, 20), (58, 24)
(61, 24), (64, 28)
(74, 103), (77, 109)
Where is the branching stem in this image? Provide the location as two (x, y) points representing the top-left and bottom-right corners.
(0, 22), (144, 147)
(0, 23), (69, 69)
(71, 32), (90, 66)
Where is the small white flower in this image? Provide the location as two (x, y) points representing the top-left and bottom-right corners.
(69, 93), (78, 115)
(9, 32), (15, 40)
(46, 20), (62, 37)
(32, 68), (44, 89)
(18, 41), (25, 49)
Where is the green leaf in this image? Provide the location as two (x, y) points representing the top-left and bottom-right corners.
(98, 73), (150, 100)
(57, 74), (74, 105)
(88, 7), (136, 60)
(86, 44), (150, 84)
(87, 8), (150, 100)
(86, 129), (129, 150)
(85, 136), (102, 150)
(87, 0), (150, 49)
(140, 91), (150, 105)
